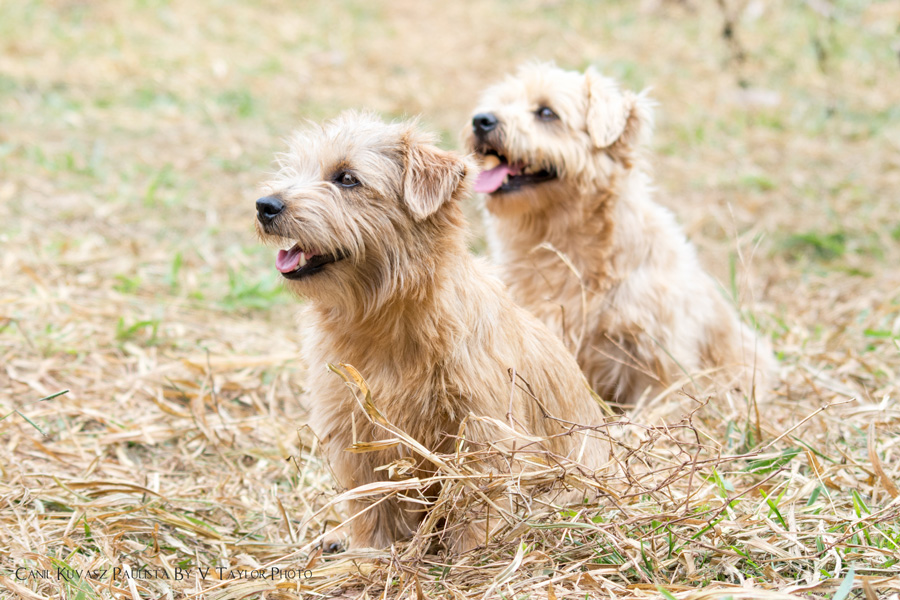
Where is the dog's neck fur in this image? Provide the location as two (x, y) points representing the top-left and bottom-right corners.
(312, 208), (473, 370)
(490, 163), (652, 292)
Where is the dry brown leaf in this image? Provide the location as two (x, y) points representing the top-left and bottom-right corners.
(867, 422), (899, 499)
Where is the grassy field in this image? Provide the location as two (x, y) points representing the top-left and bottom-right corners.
(1, 0), (899, 598)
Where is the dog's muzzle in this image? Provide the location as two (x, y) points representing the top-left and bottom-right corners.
(256, 195), (285, 226)
(472, 112), (499, 138)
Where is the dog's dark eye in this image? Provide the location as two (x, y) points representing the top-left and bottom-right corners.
(536, 106), (558, 121)
(336, 172), (360, 188)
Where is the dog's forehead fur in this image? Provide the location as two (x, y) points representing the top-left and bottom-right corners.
(477, 63), (590, 129)
(273, 111), (430, 196)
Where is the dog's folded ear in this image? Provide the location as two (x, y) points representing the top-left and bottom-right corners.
(403, 142), (468, 221)
(584, 67), (652, 151)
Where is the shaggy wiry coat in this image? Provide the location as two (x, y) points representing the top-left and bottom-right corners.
(256, 111), (611, 550)
(466, 64), (772, 407)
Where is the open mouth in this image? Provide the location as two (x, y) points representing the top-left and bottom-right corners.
(276, 244), (344, 280)
(473, 150), (557, 194)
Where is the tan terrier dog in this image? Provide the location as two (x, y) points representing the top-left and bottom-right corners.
(255, 111), (611, 551)
(466, 63), (771, 407)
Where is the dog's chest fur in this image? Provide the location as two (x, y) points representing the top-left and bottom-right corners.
(487, 172), (737, 404)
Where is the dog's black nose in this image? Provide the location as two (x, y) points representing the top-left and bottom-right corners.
(472, 113), (498, 134)
(256, 196), (285, 224)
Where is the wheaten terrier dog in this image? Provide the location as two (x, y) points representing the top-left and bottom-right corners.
(466, 63), (771, 407)
(255, 111), (611, 551)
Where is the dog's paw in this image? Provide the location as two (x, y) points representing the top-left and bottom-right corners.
(319, 532), (346, 554)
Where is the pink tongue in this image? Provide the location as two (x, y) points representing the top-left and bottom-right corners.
(474, 164), (513, 194)
(276, 246), (303, 273)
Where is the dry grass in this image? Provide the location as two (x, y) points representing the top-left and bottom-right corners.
(2, 0), (899, 598)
